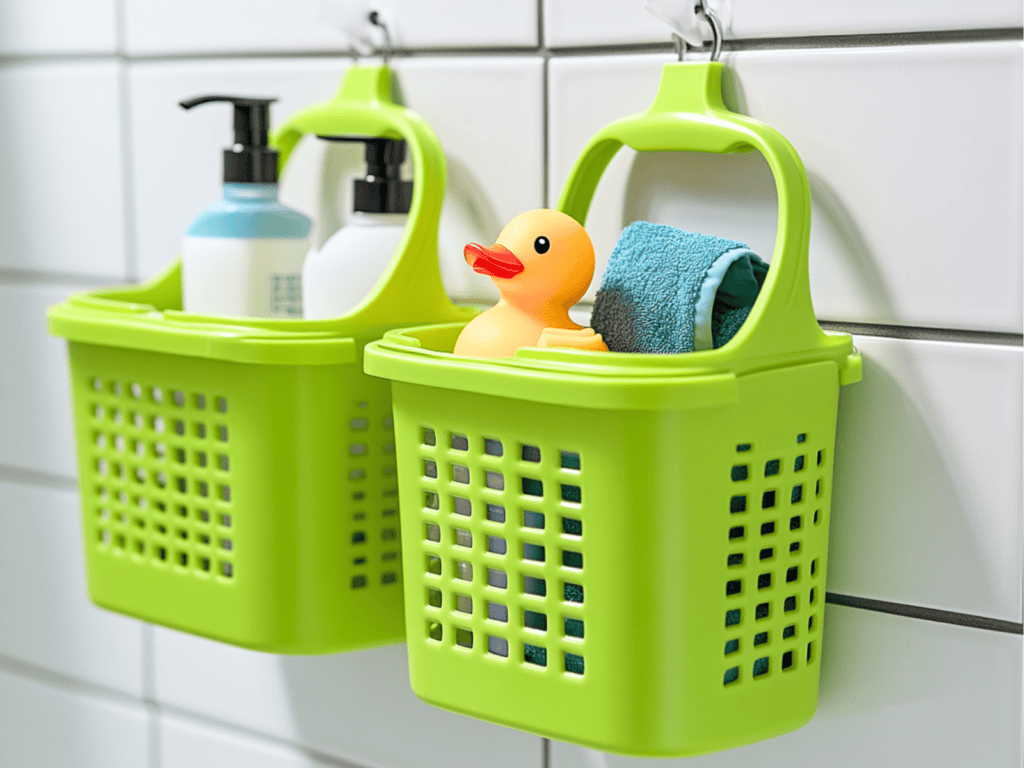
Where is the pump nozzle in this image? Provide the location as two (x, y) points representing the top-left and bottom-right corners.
(316, 135), (413, 214)
(180, 95), (279, 184)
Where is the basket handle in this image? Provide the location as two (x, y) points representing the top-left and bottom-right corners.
(272, 65), (469, 328)
(556, 62), (826, 364)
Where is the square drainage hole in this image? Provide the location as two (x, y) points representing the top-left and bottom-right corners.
(522, 478), (543, 497)
(782, 650), (794, 670)
(427, 621), (442, 641)
(753, 657), (769, 678)
(560, 451), (581, 471)
(451, 433), (469, 451)
(524, 576), (546, 597)
(524, 610), (547, 631)
(488, 568), (508, 589)
(730, 495), (746, 513)
(488, 635), (509, 657)
(564, 617), (584, 638)
(521, 445), (541, 462)
(427, 588), (442, 608)
(523, 542), (545, 562)
(524, 644), (547, 667)
(455, 561), (473, 581)
(455, 628), (473, 648)
(487, 504), (506, 523)
(484, 439), (503, 457)
(485, 472), (504, 490)
(731, 465), (748, 482)
(488, 602), (508, 622)
(487, 536), (507, 555)
(563, 582), (583, 603)
(562, 517), (582, 536)
(725, 639), (739, 655)
(725, 609), (741, 627)
(565, 652), (584, 675)
(524, 510), (544, 529)
(422, 428), (436, 446)
(724, 667), (739, 685)
(455, 594), (472, 614)
(454, 528), (473, 548)
(452, 464), (470, 484)
(562, 550), (583, 569)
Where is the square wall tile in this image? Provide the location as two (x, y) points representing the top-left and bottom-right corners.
(0, 481), (146, 697)
(544, 0), (1023, 47)
(548, 43), (1024, 332)
(0, 62), (127, 279)
(0, 283), (93, 479)
(0, 0), (116, 56)
(0, 670), (150, 768)
(153, 629), (543, 768)
(550, 605), (1022, 766)
(124, 0), (537, 56)
(830, 337), (1023, 623)
(162, 713), (347, 768)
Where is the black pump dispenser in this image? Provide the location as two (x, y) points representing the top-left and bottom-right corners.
(180, 95), (279, 184)
(318, 136), (413, 214)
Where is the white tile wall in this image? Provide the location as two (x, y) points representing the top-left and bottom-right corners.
(152, 629), (543, 768)
(1, 2), (1020, 767)
(549, 42), (1024, 333)
(0, 283), (87, 479)
(544, 0), (1024, 47)
(0, 481), (146, 697)
(550, 604), (1023, 767)
(831, 336), (1023, 623)
(0, 669), (150, 768)
(0, 0), (117, 56)
(123, 0), (538, 56)
(0, 61), (128, 279)
(162, 713), (346, 768)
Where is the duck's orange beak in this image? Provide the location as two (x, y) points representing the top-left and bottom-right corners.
(464, 243), (524, 279)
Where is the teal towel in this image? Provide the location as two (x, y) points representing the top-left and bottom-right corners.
(591, 222), (767, 354)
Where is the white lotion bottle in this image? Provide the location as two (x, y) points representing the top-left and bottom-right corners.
(302, 138), (411, 319)
(179, 95), (312, 318)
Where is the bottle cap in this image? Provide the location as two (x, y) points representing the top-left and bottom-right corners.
(180, 95), (279, 184)
(317, 135), (413, 214)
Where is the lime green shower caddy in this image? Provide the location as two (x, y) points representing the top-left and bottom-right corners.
(47, 66), (471, 653)
(364, 62), (861, 755)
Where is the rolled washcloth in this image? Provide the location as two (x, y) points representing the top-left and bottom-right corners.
(591, 222), (768, 354)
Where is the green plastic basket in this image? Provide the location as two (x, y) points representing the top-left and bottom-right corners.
(47, 66), (472, 653)
(363, 62), (861, 755)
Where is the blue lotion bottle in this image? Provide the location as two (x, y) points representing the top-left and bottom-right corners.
(179, 95), (312, 318)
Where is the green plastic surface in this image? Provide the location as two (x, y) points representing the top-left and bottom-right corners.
(47, 65), (470, 653)
(363, 62), (861, 754)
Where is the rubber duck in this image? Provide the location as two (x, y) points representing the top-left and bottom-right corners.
(454, 209), (609, 358)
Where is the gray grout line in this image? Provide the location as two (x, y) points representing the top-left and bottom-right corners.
(820, 320), (1023, 347)
(826, 592), (1024, 634)
(0, 464), (79, 491)
(0, 26), (1019, 67)
(0, 268), (121, 287)
(159, 703), (370, 768)
(118, 62), (140, 283)
(0, 652), (148, 708)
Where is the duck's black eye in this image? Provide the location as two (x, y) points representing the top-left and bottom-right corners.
(534, 236), (550, 254)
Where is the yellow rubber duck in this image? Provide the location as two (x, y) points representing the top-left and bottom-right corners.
(454, 209), (609, 358)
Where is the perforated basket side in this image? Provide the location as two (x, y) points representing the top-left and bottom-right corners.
(392, 359), (841, 756)
(69, 340), (405, 653)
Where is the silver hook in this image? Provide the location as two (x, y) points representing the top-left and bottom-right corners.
(672, 33), (685, 62)
(368, 11), (393, 64)
(695, 0), (723, 62)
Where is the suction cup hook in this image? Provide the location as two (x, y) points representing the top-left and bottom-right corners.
(368, 11), (393, 64)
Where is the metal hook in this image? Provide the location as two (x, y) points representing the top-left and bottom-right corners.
(672, 33), (685, 62)
(368, 11), (393, 64)
(695, 0), (723, 62)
